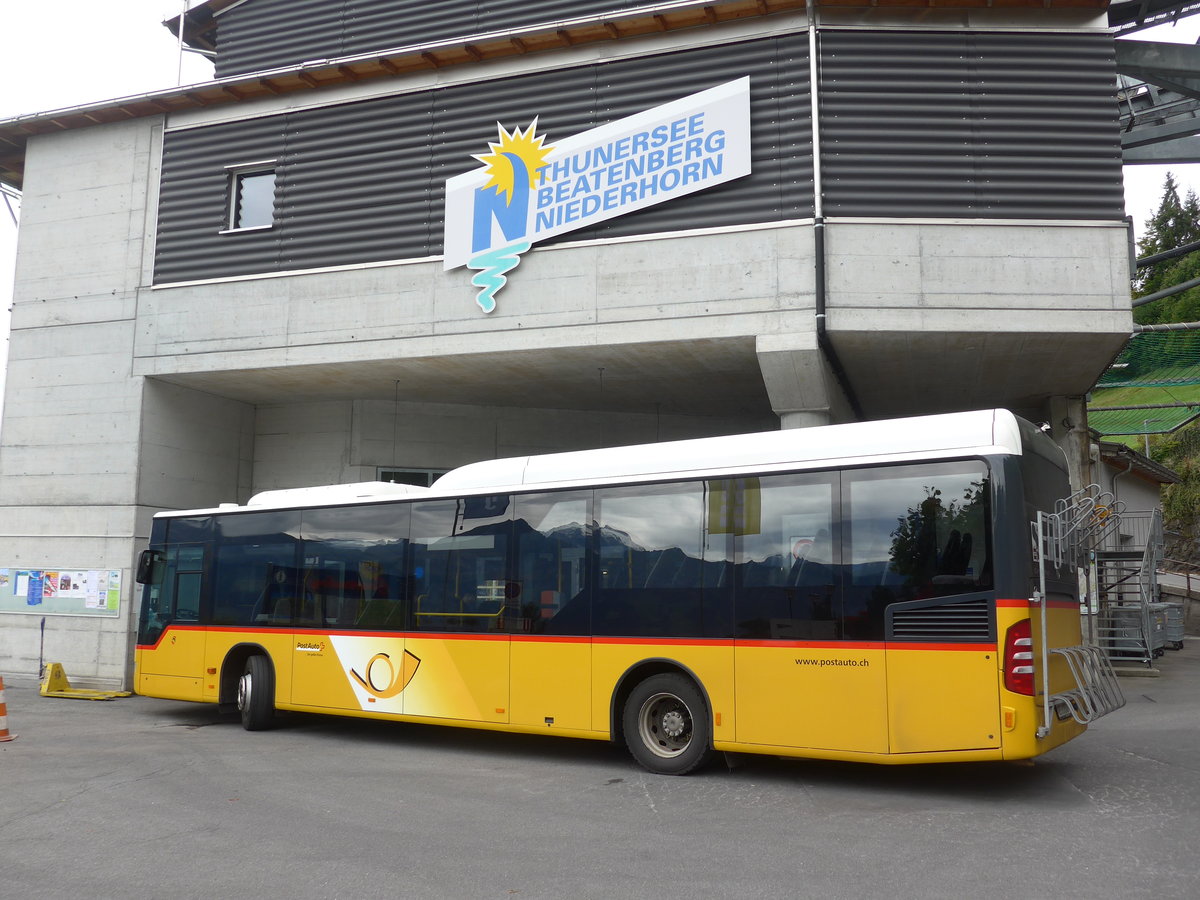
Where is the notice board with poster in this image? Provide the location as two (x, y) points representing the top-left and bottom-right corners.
(0, 568), (122, 617)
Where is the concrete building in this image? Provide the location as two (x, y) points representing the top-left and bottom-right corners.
(0, 0), (1133, 687)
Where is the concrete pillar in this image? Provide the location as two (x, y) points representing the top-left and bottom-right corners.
(755, 332), (853, 429)
(1047, 395), (1091, 493)
(780, 409), (833, 429)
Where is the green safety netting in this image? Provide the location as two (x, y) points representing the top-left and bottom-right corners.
(1095, 330), (1200, 388)
(1090, 331), (1200, 436)
(1088, 405), (1200, 436)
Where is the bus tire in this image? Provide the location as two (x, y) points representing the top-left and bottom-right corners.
(622, 673), (714, 775)
(238, 655), (274, 731)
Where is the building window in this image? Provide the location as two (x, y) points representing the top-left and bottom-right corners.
(223, 161), (277, 232)
(378, 468), (448, 488)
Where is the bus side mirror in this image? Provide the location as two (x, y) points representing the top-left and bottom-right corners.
(136, 549), (163, 585)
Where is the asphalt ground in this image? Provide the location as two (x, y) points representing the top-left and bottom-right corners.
(2, 642), (1198, 899)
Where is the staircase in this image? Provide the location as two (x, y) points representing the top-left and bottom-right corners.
(1094, 510), (1166, 668)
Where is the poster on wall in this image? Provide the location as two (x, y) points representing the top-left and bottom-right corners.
(0, 567), (122, 617)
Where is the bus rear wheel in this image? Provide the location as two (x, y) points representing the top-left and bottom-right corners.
(622, 673), (714, 775)
(237, 655), (274, 731)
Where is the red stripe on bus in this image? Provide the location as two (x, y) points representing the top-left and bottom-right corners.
(592, 637), (735, 647)
(885, 642), (998, 652)
(735, 639), (880, 650)
(403, 632), (509, 642)
(135, 623), (207, 652)
(140, 629), (997, 653)
(734, 640), (994, 652)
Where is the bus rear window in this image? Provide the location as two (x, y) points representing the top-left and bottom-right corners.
(843, 460), (992, 638)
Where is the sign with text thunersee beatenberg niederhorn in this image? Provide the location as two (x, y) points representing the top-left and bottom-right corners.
(443, 77), (752, 312)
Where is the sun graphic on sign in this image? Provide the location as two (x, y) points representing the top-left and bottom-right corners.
(473, 118), (555, 204)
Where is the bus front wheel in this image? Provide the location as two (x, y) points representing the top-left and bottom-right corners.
(238, 655), (274, 731)
(622, 673), (714, 775)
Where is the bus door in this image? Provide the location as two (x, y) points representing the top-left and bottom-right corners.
(848, 462), (1000, 754)
(733, 471), (888, 753)
(401, 496), (511, 724)
(295, 504), (411, 716)
(510, 491), (592, 732)
(136, 543), (207, 701)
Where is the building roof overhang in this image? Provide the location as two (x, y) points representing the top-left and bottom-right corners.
(1, 0), (1110, 191)
(162, 0), (240, 53)
(1097, 440), (1182, 484)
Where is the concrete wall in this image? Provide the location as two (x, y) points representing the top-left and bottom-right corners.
(135, 224), (814, 381)
(0, 118), (162, 686)
(138, 379), (256, 508)
(252, 397), (771, 492)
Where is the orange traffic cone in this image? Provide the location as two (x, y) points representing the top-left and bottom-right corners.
(0, 675), (16, 742)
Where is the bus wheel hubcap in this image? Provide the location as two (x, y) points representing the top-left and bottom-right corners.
(639, 692), (691, 758)
(662, 710), (685, 738)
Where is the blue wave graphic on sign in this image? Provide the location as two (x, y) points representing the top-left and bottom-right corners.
(468, 241), (532, 314)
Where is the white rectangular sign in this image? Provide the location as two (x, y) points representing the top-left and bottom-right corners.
(442, 77), (752, 310)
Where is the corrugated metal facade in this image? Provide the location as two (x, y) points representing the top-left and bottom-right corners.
(155, 27), (1122, 285)
(213, 0), (645, 79)
(155, 35), (812, 284)
(819, 30), (1123, 218)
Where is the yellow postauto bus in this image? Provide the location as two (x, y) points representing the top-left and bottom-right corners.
(135, 409), (1122, 774)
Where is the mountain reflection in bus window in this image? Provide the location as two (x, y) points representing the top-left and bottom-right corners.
(735, 473), (837, 640)
(409, 497), (511, 632)
(300, 504), (409, 629)
(513, 491), (590, 634)
(594, 483), (708, 637)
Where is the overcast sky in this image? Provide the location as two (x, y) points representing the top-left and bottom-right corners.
(2, 4), (1200, 423)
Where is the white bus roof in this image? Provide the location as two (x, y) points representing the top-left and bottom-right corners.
(153, 409), (1032, 518)
(436, 408), (1026, 493)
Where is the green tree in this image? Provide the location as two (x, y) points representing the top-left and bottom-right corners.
(888, 480), (987, 583)
(1134, 174), (1200, 325)
(1150, 425), (1200, 562)
(1117, 173), (1200, 562)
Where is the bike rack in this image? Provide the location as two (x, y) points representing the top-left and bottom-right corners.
(1031, 486), (1127, 737)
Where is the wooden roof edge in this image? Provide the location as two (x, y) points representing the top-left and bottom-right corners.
(0, 0), (804, 190)
(0, 0), (1110, 191)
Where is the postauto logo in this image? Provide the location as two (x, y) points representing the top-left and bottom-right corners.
(443, 77), (751, 313)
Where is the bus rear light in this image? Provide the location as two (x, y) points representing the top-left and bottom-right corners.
(1004, 619), (1035, 696)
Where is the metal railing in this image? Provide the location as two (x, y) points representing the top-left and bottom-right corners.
(1095, 509), (1168, 667)
(1032, 486), (1127, 736)
(1093, 509), (1162, 557)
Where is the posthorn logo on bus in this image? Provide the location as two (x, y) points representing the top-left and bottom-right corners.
(443, 77), (752, 313)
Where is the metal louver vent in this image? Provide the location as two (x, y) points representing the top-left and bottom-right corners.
(887, 598), (992, 643)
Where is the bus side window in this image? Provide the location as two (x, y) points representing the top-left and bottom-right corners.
(513, 492), (591, 635)
(301, 503), (410, 631)
(175, 570), (201, 621)
(213, 510), (301, 627)
(843, 462), (992, 639)
(735, 473), (837, 641)
(593, 483), (710, 638)
(410, 496), (511, 633)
